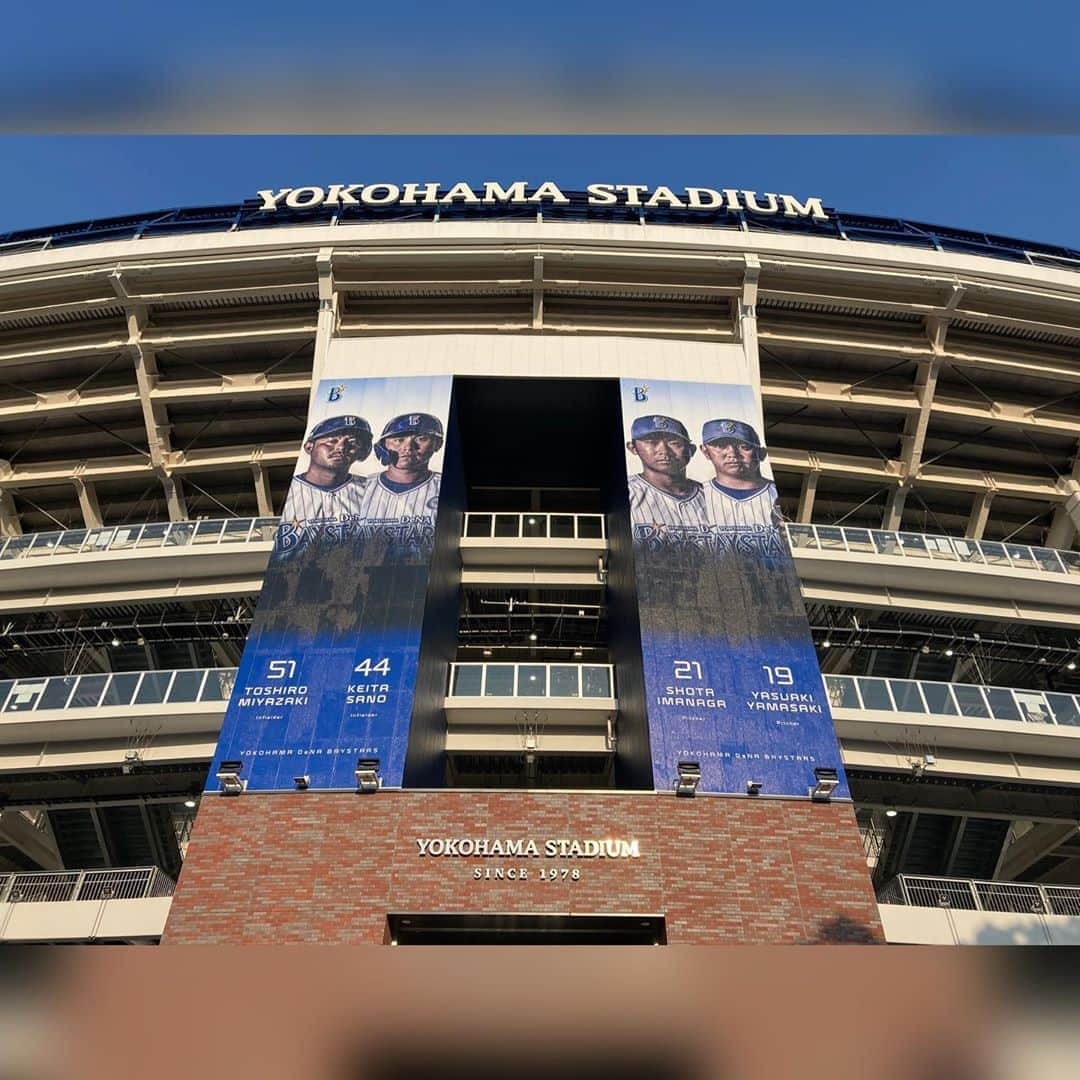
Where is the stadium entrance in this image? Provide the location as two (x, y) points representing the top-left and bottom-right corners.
(387, 913), (666, 945)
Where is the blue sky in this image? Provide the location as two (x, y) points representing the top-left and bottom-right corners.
(2, 137), (1079, 250)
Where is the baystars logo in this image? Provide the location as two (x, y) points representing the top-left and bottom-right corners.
(328, 385), (345, 402)
(633, 385), (649, 402)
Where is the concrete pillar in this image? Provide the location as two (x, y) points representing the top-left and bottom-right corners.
(251, 464), (275, 517)
(964, 490), (995, 540)
(882, 486), (908, 532)
(161, 475), (189, 522)
(796, 470), (820, 524)
(73, 477), (103, 529)
(0, 489), (22, 537)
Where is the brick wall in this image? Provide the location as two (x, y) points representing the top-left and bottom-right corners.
(163, 791), (883, 944)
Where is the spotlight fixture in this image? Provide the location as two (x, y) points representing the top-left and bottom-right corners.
(746, 779), (763, 796)
(121, 749), (142, 775)
(809, 766), (840, 803)
(355, 757), (381, 793)
(216, 760), (245, 795)
(675, 761), (701, 797)
(293, 775), (310, 791)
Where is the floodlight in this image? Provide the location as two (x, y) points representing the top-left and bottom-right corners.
(675, 761), (701, 797)
(121, 749), (142, 775)
(809, 766), (840, 802)
(216, 759), (246, 795)
(355, 757), (381, 793)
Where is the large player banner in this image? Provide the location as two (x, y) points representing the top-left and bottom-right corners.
(621, 377), (848, 798)
(208, 372), (452, 791)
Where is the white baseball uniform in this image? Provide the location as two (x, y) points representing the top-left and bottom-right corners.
(360, 471), (442, 525)
(628, 473), (709, 533)
(282, 474), (368, 524)
(703, 479), (780, 530)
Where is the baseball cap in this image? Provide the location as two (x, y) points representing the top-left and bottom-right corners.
(307, 415), (372, 441)
(379, 413), (444, 441)
(702, 418), (763, 448)
(630, 415), (691, 442)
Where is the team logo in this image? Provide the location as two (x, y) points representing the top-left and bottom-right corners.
(721, 420), (736, 434)
(328, 384), (345, 402)
(653, 416), (669, 430)
(409, 414), (421, 427)
(634, 386), (649, 402)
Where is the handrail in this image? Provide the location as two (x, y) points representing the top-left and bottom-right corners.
(0, 667), (236, 714)
(0, 866), (175, 904)
(825, 674), (1080, 729)
(448, 661), (615, 699)
(877, 874), (1080, 917)
(462, 512), (606, 541)
(785, 522), (1080, 577)
(0, 517), (280, 562)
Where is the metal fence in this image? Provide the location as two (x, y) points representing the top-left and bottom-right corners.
(448, 662), (615, 699)
(785, 522), (1080, 577)
(825, 674), (1080, 728)
(0, 866), (175, 904)
(878, 874), (1080, 917)
(0, 517), (280, 562)
(462, 513), (606, 541)
(0, 668), (236, 714)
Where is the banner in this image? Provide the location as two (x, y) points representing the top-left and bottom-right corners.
(621, 376), (848, 798)
(209, 372), (452, 791)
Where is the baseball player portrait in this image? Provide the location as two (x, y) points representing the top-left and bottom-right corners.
(360, 412), (444, 524)
(700, 418), (782, 530)
(626, 414), (709, 533)
(282, 414), (372, 524)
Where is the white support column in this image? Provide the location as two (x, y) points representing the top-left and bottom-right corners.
(1047, 446), (1080, 550)
(162, 475), (189, 522)
(883, 356), (942, 531)
(532, 253), (544, 330)
(738, 254), (761, 399)
(965, 489), (995, 540)
(73, 478), (103, 529)
(0, 489), (21, 537)
(310, 248), (338, 396)
(251, 463), (275, 517)
(796, 468), (820, 524)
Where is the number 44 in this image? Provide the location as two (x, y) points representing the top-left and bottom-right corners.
(354, 658), (391, 675)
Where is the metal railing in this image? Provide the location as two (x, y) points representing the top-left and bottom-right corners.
(0, 516), (280, 562)
(462, 513), (606, 541)
(785, 523), (1080, 577)
(0, 866), (175, 904)
(448, 662), (615, 699)
(825, 674), (1080, 729)
(0, 667), (236, 715)
(878, 874), (1080, 917)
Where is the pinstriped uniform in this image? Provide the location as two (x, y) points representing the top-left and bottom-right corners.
(703, 480), (781, 530)
(360, 472), (442, 525)
(282, 475), (368, 524)
(628, 473), (708, 533)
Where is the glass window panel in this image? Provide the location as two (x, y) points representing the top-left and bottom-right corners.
(83, 528), (115, 552)
(1013, 691), (1052, 725)
(4, 680), (47, 712)
(110, 525), (142, 550)
(786, 525), (816, 550)
(517, 665), (547, 695)
(493, 515), (519, 538)
(986, 688), (1022, 723)
(549, 515), (575, 539)
(25, 532), (61, 557)
(253, 518), (279, 542)
(925, 536), (958, 560)
(522, 516), (547, 538)
(576, 516), (603, 539)
(898, 533), (928, 556)
(582, 666), (612, 698)
(69, 675), (108, 709)
(1005, 544), (1036, 568)
(483, 666), (515, 696)
(817, 526), (845, 550)
(953, 684), (991, 718)
(101, 673), (142, 707)
(192, 520), (225, 544)
(451, 665), (483, 696)
(164, 523), (194, 547)
(842, 528), (874, 552)
(167, 670), (206, 702)
(465, 514), (492, 538)
(39, 677), (78, 710)
(1046, 693), (1080, 727)
(1031, 547), (1065, 573)
(199, 670), (236, 701)
(134, 672), (173, 705)
(55, 529), (87, 555)
(920, 682), (958, 715)
(0, 680), (13, 710)
(953, 539), (984, 564)
(549, 665), (580, 697)
(825, 676), (860, 709)
(1058, 551), (1080, 576)
(135, 522), (170, 548)
(222, 519), (253, 543)
(978, 541), (1009, 566)
(889, 680), (926, 713)
(872, 531), (901, 557)
(0, 536), (35, 559)
(856, 678), (894, 711)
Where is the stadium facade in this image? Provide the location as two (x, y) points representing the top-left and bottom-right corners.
(0, 185), (1079, 944)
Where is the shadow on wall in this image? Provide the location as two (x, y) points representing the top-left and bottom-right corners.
(807, 915), (882, 944)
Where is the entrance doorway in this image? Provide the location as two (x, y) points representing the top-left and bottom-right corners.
(387, 912), (665, 945)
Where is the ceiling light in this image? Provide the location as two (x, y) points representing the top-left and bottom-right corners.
(1068, 661), (1077, 672)
(111, 636), (121, 647)
(573, 649), (583, 658)
(822, 639), (831, 649)
(945, 648), (954, 657)
(528, 633), (538, 642)
(183, 798), (197, 809)
(482, 648), (492, 658)
(136, 636), (145, 646)
(884, 808), (898, 818)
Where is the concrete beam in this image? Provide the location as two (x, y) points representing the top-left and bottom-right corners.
(997, 822), (1079, 881)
